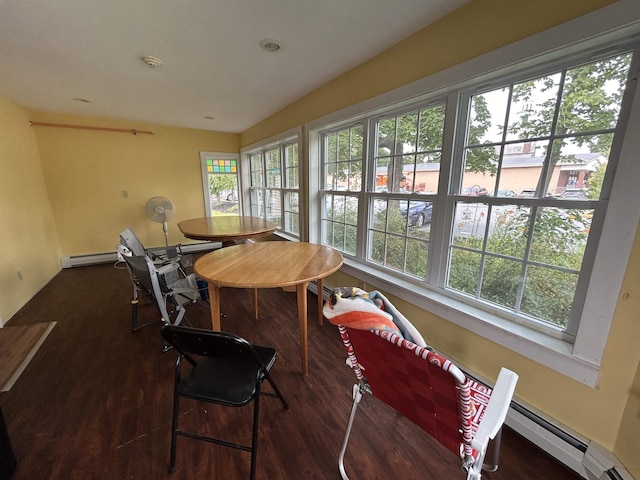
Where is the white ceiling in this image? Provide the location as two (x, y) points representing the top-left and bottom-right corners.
(0, 0), (468, 133)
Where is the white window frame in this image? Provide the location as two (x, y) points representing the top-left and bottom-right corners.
(308, 6), (640, 386)
(199, 151), (241, 218)
(240, 126), (303, 240)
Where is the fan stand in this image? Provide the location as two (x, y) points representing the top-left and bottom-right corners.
(162, 221), (169, 247)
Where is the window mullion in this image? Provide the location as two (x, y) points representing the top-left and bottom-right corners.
(429, 93), (464, 287)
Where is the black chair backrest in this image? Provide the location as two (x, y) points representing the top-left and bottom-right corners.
(123, 255), (154, 293)
(161, 325), (261, 367)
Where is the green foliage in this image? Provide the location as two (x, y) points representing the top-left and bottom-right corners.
(509, 53), (631, 192)
(208, 174), (237, 205)
(587, 162), (606, 199)
(466, 96), (499, 175)
(449, 207), (589, 328)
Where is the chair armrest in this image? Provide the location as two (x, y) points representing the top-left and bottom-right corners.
(471, 368), (518, 452)
(147, 244), (183, 261)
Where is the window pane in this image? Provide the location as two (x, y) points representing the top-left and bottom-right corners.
(558, 55), (631, 134)
(265, 148), (282, 188)
(324, 126), (363, 192)
(486, 206), (529, 258)
(265, 189), (281, 226)
(250, 153), (263, 187)
(322, 193), (358, 255)
(521, 265), (577, 329)
(448, 248), (481, 296)
(285, 143), (299, 188)
(507, 73), (560, 141)
(376, 104), (445, 195)
(406, 238), (429, 278)
(460, 145), (498, 195)
(469, 88), (509, 145)
(529, 207), (588, 270)
(480, 256), (522, 309)
(418, 104), (445, 152)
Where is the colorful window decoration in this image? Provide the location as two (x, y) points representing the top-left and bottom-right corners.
(207, 158), (237, 173)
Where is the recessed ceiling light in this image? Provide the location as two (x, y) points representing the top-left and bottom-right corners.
(258, 39), (281, 52)
(72, 98), (91, 103)
(141, 55), (162, 68)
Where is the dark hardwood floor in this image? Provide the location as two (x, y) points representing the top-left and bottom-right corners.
(0, 259), (583, 479)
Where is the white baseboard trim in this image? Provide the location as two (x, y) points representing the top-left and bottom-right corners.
(60, 241), (223, 268)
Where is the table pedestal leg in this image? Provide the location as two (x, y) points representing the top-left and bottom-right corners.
(208, 283), (221, 331)
(296, 282), (309, 376)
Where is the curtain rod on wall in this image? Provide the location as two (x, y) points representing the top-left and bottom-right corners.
(29, 121), (153, 135)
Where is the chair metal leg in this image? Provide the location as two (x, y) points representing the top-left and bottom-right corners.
(338, 384), (364, 480)
(169, 360), (181, 473)
(249, 392), (261, 480)
(130, 298), (139, 331)
(481, 428), (502, 472)
(264, 373), (289, 410)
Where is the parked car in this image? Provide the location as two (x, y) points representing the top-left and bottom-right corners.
(461, 186), (489, 196)
(518, 189), (536, 198)
(400, 201), (433, 227)
(559, 188), (588, 199)
(497, 189), (517, 197)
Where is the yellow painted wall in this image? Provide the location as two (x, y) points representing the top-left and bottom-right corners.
(0, 97), (61, 322)
(241, 0), (639, 476)
(31, 112), (239, 255)
(610, 229), (640, 476)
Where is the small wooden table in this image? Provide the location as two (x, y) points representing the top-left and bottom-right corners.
(178, 216), (277, 246)
(194, 242), (343, 375)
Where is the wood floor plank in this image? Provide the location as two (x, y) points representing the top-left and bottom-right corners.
(0, 322), (55, 391)
(0, 259), (583, 479)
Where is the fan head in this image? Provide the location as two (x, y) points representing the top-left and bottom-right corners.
(145, 196), (175, 223)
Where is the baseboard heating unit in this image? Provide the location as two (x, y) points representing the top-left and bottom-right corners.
(60, 242), (222, 268)
(307, 281), (633, 480)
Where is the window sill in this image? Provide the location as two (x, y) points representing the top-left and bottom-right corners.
(339, 258), (600, 387)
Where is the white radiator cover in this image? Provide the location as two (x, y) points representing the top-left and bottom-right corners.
(60, 242), (222, 268)
(309, 281), (633, 480)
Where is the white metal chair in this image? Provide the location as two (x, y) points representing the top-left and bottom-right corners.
(118, 248), (208, 350)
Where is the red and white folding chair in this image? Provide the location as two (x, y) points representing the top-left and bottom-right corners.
(336, 326), (518, 480)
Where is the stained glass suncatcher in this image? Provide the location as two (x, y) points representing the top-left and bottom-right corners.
(207, 159), (237, 173)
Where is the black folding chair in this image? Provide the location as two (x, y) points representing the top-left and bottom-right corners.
(161, 325), (289, 479)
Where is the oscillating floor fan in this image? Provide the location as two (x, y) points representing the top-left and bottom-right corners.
(145, 196), (175, 246)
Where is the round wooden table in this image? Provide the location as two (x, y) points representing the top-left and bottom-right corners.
(195, 242), (343, 375)
(178, 216), (276, 246)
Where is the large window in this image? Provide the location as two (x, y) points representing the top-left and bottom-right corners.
(310, 31), (640, 385)
(242, 129), (301, 238)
